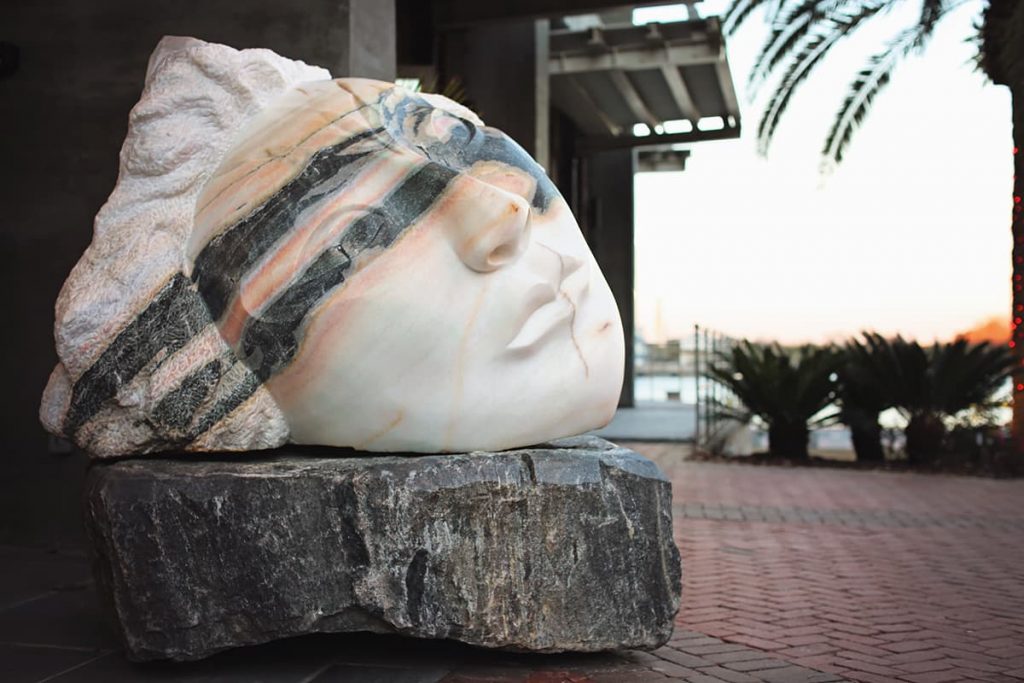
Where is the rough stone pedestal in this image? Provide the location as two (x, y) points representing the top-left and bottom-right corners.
(84, 436), (681, 662)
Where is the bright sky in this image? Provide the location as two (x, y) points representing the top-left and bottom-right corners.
(632, 1), (1014, 345)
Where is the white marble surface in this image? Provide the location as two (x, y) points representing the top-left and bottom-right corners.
(41, 37), (625, 456)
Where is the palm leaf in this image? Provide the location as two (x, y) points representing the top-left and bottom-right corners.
(731, 0), (967, 173)
(918, 0), (946, 39)
(757, 28), (842, 154)
(757, 2), (885, 155)
(821, 1), (963, 168)
(745, 0), (873, 96)
(724, 0), (772, 35)
(930, 339), (1014, 414)
(746, 0), (822, 96)
(708, 341), (837, 427)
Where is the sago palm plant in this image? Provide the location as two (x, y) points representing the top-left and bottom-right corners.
(868, 336), (1014, 462)
(708, 341), (838, 459)
(904, 338), (1013, 461)
(835, 333), (899, 462)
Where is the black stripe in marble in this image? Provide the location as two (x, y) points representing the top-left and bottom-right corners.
(240, 162), (459, 381)
(64, 273), (213, 436)
(150, 358), (223, 438)
(186, 364), (262, 441)
(426, 125), (557, 212)
(385, 95), (557, 211)
(192, 127), (387, 322)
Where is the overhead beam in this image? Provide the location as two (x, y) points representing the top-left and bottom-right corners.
(578, 124), (741, 152)
(660, 65), (700, 124)
(434, 0), (689, 27)
(549, 42), (719, 74)
(608, 69), (660, 132)
(559, 75), (624, 137)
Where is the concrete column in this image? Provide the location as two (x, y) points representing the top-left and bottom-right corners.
(342, 0), (396, 80)
(533, 20), (551, 170)
(441, 19), (550, 167)
(584, 149), (636, 407)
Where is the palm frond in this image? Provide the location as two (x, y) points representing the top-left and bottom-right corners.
(919, 0), (944, 36)
(841, 333), (1013, 421)
(746, 0), (821, 96)
(708, 341), (837, 427)
(930, 339), (1014, 414)
(821, 3), (953, 168)
(837, 332), (899, 414)
(756, 2), (885, 156)
(746, 0), (871, 97)
(732, 0), (969, 174)
(723, 0), (772, 35)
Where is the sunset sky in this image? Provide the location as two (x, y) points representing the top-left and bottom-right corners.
(632, 1), (1014, 345)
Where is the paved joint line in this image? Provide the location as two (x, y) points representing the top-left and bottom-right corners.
(660, 629), (850, 682)
(34, 650), (115, 683)
(673, 503), (1024, 531)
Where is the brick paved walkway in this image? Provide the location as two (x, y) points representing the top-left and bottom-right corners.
(632, 443), (1024, 683)
(4, 445), (1024, 682)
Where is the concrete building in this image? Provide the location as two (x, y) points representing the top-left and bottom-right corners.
(0, 0), (737, 546)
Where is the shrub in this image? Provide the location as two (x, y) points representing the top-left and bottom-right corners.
(709, 341), (837, 460)
(837, 335), (1013, 464)
(835, 333), (899, 463)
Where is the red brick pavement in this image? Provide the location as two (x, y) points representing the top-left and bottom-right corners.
(8, 445), (1024, 682)
(629, 443), (1024, 683)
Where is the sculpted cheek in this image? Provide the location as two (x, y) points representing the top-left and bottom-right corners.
(266, 222), (451, 408)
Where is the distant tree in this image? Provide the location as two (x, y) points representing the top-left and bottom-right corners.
(724, 0), (1024, 447)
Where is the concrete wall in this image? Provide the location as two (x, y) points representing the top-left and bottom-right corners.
(582, 149), (636, 407)
(440, 20), (550, 167)
(0, 0), (393, 547)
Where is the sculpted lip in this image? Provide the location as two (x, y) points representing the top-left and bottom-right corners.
(507, 297), (573, 351)
(506, 255), (590, 351)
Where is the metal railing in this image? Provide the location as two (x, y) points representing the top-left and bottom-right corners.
(631, 324), (741, 445)
(692, 324), (742, 450)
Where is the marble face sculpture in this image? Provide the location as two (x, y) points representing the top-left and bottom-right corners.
(39, 37), (624, 457)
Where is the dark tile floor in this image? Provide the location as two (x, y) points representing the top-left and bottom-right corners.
(0, 542), (841, 683)
(0, 545), (653, 682)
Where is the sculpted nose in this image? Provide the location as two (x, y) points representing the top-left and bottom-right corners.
(452, 183), (532, 273)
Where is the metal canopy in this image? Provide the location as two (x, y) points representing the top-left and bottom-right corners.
(550, 17), (741, 149)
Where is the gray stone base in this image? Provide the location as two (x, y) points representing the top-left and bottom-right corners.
(83, 436), (681, 662)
